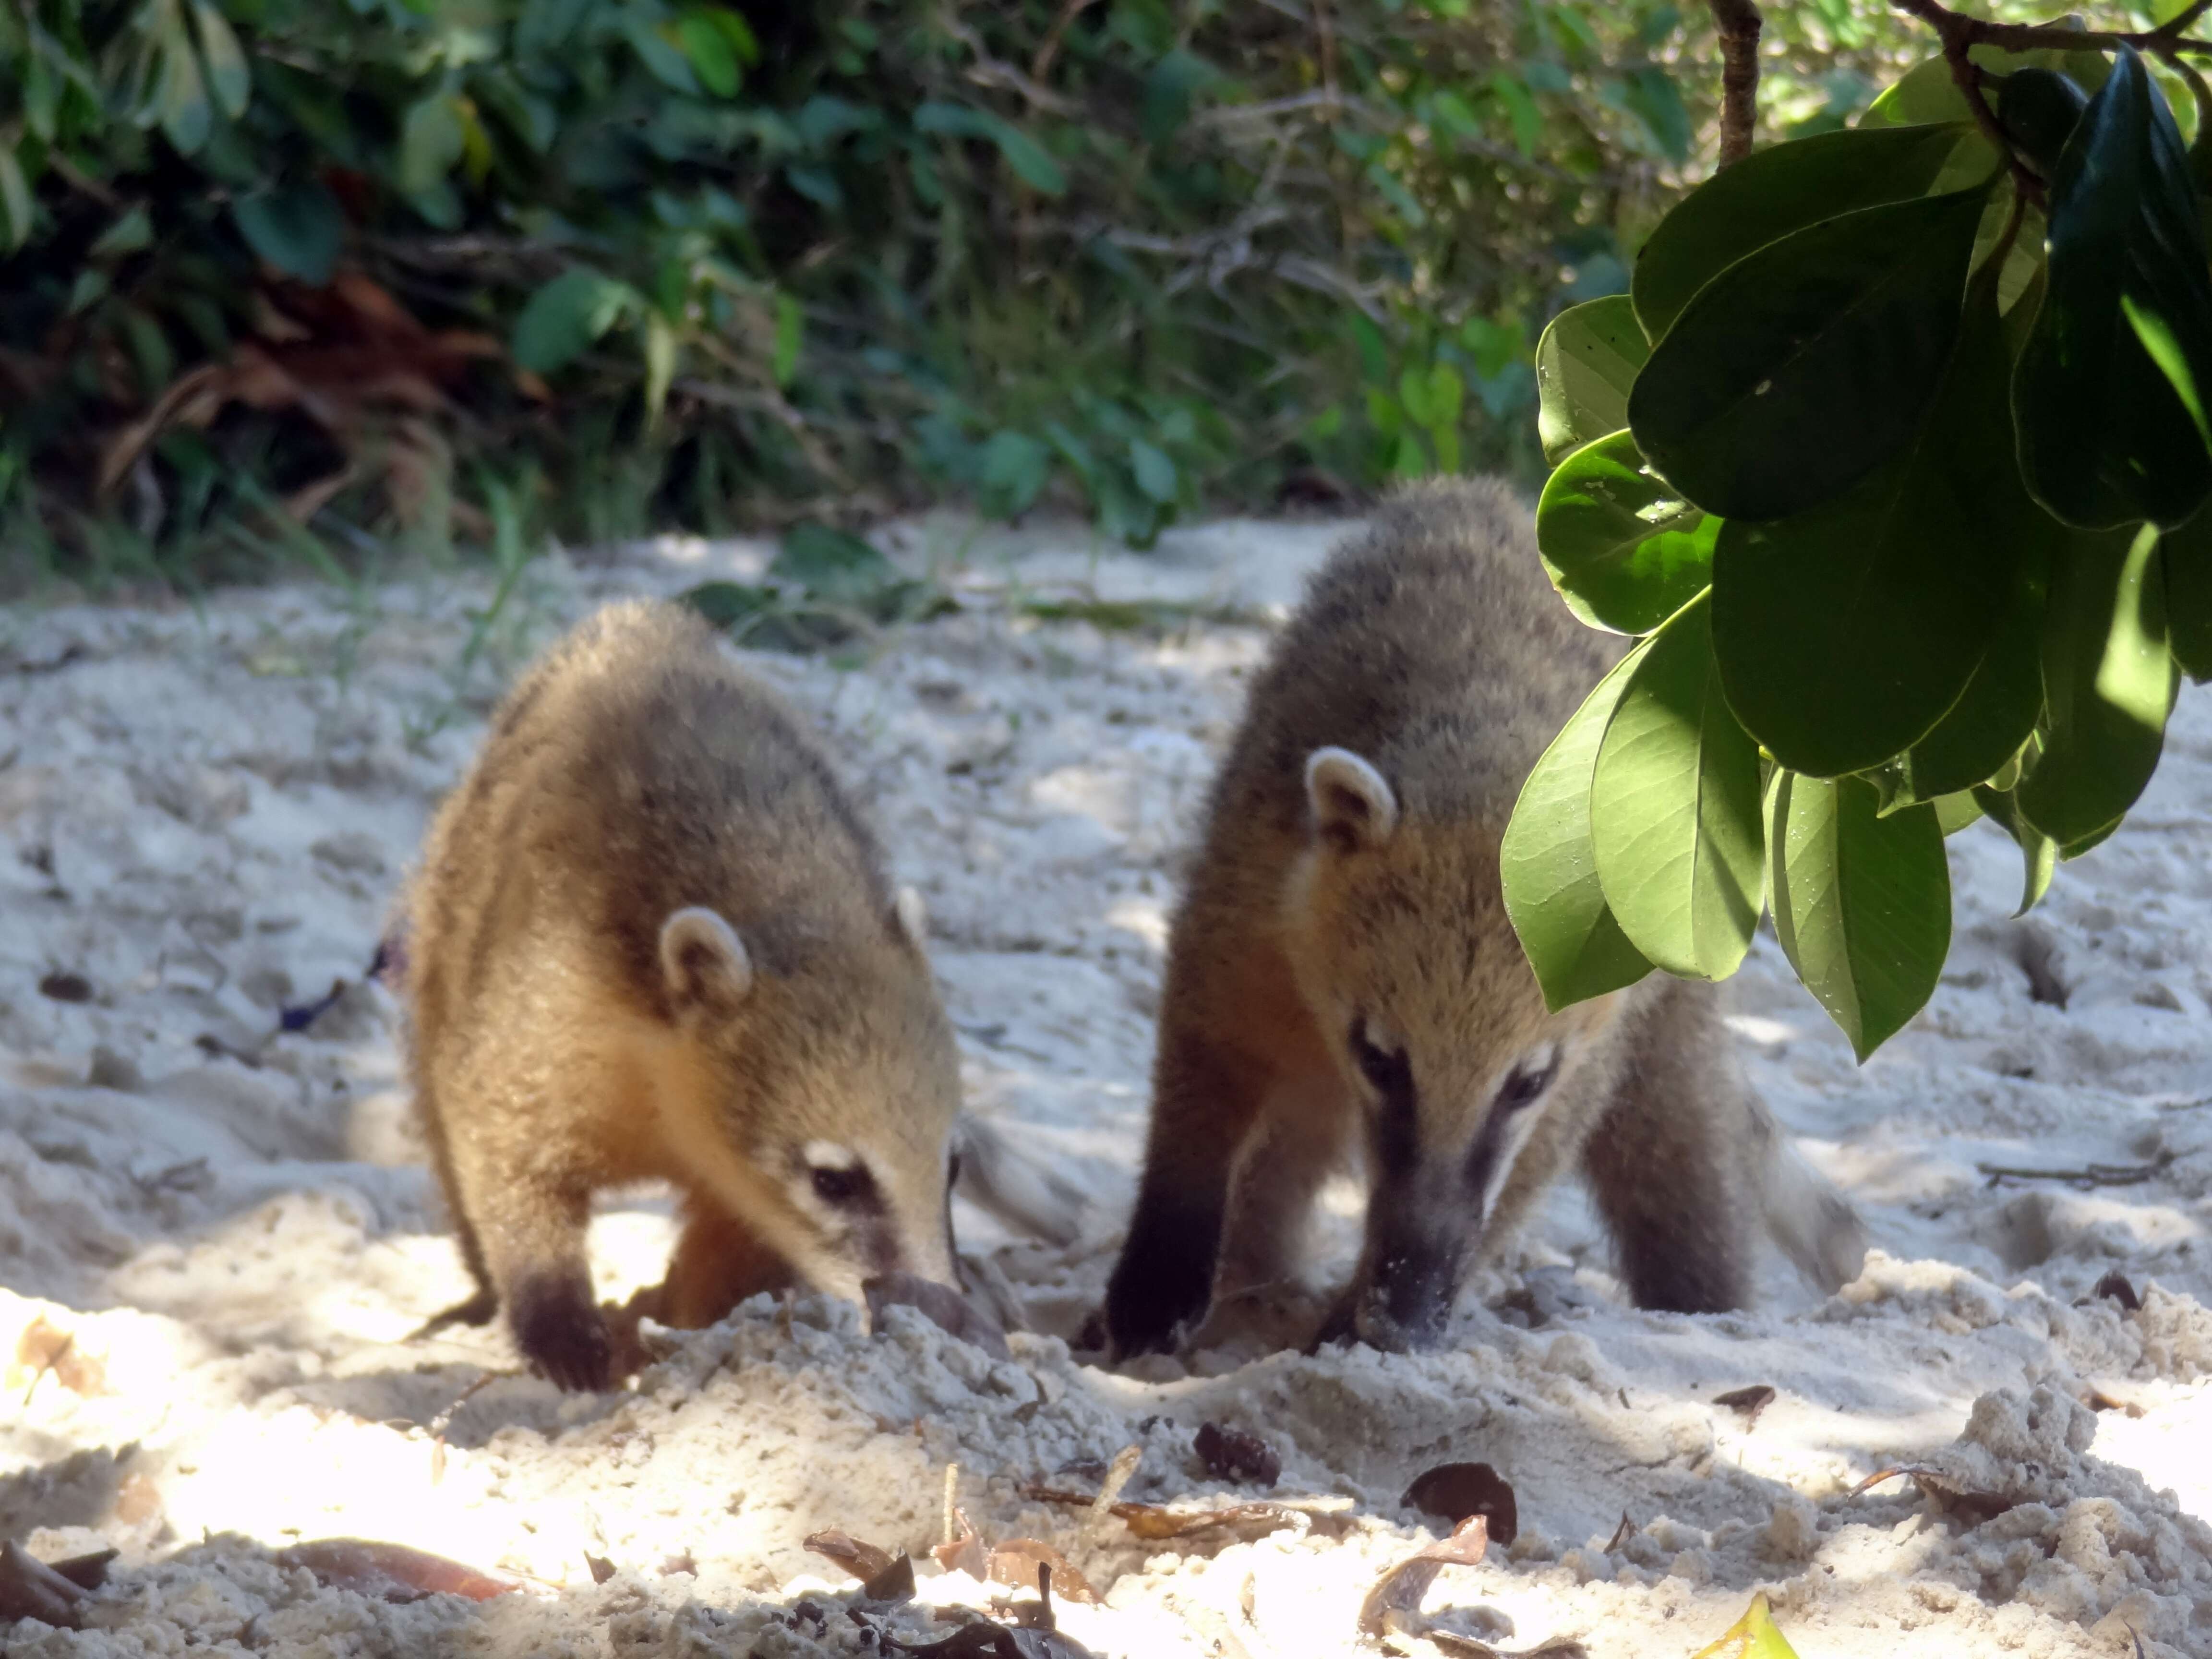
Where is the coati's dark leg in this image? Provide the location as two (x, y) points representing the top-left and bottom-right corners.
(1578, 979), (1755, 1313)
(1105, 1024), (1279, 1357)
(1214, 1072), (1353, 1306)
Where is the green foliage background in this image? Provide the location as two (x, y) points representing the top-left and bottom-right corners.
(3, 0), (1931, 581)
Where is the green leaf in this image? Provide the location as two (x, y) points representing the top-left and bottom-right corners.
(2018, 521), (2179, 849)
(158, 15), (213, 154)
(1490, 71), (1542, 158)
(643, 312), (677, 421)
(511, 268), (636, 374)
(231, 183), (342, 283)
(1709, 275), (2030, 777)
(1534, 296), (1648, 467)
(1933, 791), (1984, 836)
(626, 19), (699, 93)
(1502, 647), (1656, 1011)
(1863, 37), (2110, 131)
(979, 430), (1052, 516)
(1628, 184), (1995, 522)
(90, 205), (155, 259)
(1632, 122), (1976, 342)
(773, 522), (898, 603)
(1766, 771), (1949, 1061)
(1893, 588), (2047, 798)
(191, 0), (250, 119)
(1129, 439), (1178, 504)
(2014, 47), (2212, 530)
(2162, 505), (2212, 680)
(675, 10), (740, 97)
(0, 146), (29, 252)
(1972, 783), (2058, 914)
(1591, 590), (1764, 981)
(772, 291), (802, 386)
(1998, 66), (2088, 174)
(399, 94), (465, 196)
(983, 117), (1065, 195)
(1687, 1589), (1803, 1659)
(679, 580), (775, 630)
(1535, 429), (1717, 635)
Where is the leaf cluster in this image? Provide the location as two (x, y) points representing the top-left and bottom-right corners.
(1511, 28), (2212, 1060)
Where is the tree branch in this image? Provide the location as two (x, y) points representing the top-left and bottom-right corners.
(1890, 0), (2212, 60)
(1708, 0), (1763, 166)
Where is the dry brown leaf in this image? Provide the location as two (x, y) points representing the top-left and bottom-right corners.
(14, 1317), (107, 1399)
(1849, 1465), (2020, 1525)
(0, 1540), (89, 1626)
(1401, 1463), (1518, 1544)
(933, 1505), (988, 1579)
(1358, 1515), (1489, 1641)
(1713, 1385), (1778, 1426)
(584, 1553), (616, 1585)
(986, 1539), (1098, 1605)
(804, 1529), (898, 1583)
(1020, 1483), (1353, 1540)
(279, 1539), (519, 1603)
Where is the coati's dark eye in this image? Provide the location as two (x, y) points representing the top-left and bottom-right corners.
(811, 1164), (873, 1206)
(1349, 1018), (1411, 1097)
(1496, 1049), (1561, 1111)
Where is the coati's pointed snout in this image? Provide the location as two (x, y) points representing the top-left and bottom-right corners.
(1344, 1210), (1469, 1353)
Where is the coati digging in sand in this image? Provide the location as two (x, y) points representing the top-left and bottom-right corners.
(1103, 479), (1869, 1358)
(402, 598), (983, 1391)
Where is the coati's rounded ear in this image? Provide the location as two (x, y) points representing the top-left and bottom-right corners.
(659, 907), (753, 1009)
(1305, 746), (1398, 854)
(894, 884), (929, 948)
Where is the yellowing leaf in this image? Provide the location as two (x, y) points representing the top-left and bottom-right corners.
(1689, 1592), (1803, 1659)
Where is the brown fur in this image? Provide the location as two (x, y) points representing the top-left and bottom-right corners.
(1103, 479), (1866, 1357)
(403, 599), (962, 1389)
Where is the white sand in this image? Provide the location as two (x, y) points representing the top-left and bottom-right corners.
(0, 510), (2207, 1659)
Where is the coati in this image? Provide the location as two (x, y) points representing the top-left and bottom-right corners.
(1103, 479), (1868, 1358)
(401, 598), (971, 1391)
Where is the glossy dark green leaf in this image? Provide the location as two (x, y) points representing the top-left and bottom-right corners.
(1632, 122), (1974, 342)
(1710, 277), (2026, 777)
(1628, 185), (1995, 522)
(2018, 521), (2179, 849)
(675, 11), (741, 97)
(2162, 506), (2212, 681)
(1971, 783), (2058, 914)
(1766, 771), (1950, 1061)
(1535, 430), (1716, 635)
(1863, 33), (2110, 131)
(1998, 67), (2087, 175)
(1892, 585), (2048, 799)
(232, 183), (343, 284)
(2014, 48), (2212, 530)
(1535, 297), (1648, 467)
(1502, 647), (1655, 1012)
(1591, 592), (1764, 981)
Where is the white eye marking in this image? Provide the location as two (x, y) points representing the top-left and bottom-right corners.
(804, 1140), (861, 1173)
(1479, 1108), (1550, 1220)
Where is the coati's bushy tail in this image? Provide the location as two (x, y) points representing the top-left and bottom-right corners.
(951, 1116), (1093, 1249)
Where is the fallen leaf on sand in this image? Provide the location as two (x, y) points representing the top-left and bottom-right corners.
(278, 1539), (518, 1603)
(1849, 1465), (2020, 1526)
(1401, 1462), (1519, 1544)
(13, 1317), (108, 1399)
(933, 1506), (987, 1578)
(805, 1529), (899, 1582)
(1358, 1515), (1489, 1641)
(1712, 1385), (1778, 1426)
(0, 1540), (90, 1625)
(1688, 1591), (1801, 1658)
(45, 1550), (116, 1592)
(1194, 1422), (1280, 1487)
(884, 1565), (1095, 1657)
(2093, 1271), (2142, 1312)
(865, 1274), (1013, 1361)
(1021, 1484), (1354, 1540)
(584, 1554), (615, 1585)
(986, 1540), (1098, 1605)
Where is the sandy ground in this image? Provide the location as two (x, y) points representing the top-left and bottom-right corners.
(0, 509), (2208, 1659)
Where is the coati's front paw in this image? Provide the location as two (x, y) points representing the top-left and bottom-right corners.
(509, 1274), (615, 1392)
(1102, 1253), (1211, 1360)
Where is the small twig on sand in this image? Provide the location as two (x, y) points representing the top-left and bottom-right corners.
(1976, 1149), (2178, 1189)
(1708, 0), (1764, 166)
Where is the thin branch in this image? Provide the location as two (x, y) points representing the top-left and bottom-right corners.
(1890, 0), (2212, 60)
(1029, 0), (1100, 85)
(1708, 0), (1763, 166)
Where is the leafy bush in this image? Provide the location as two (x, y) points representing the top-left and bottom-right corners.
(1, 0), (1909, 577)
(1505, 10), (2212, 1061)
